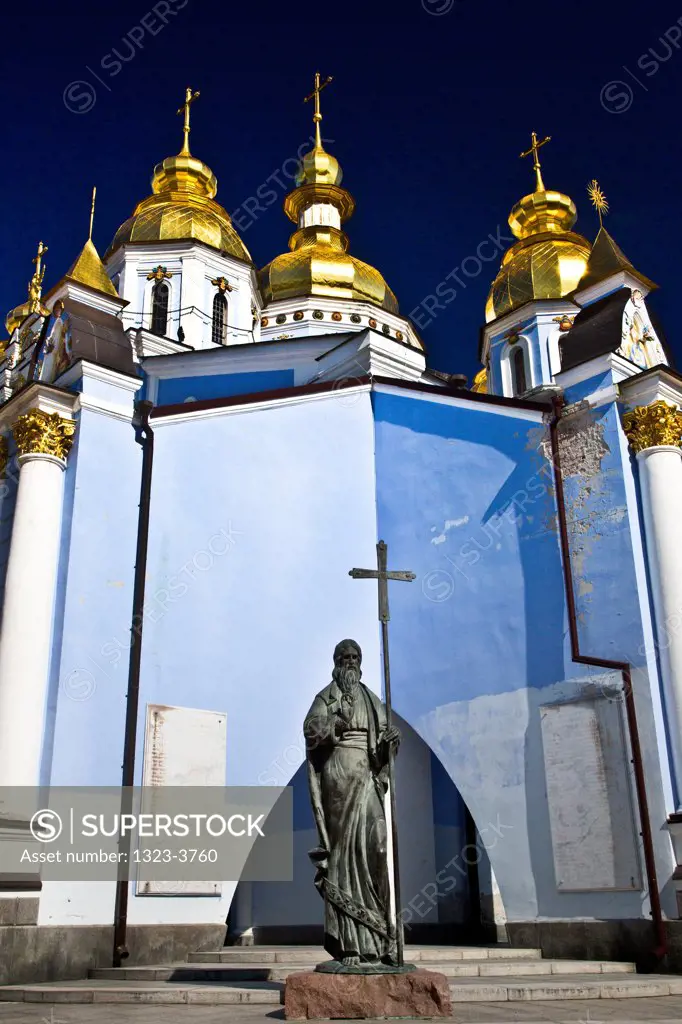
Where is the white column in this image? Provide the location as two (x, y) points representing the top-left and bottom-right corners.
(0, 451), (69, 788)
(637, 444), (682, 807)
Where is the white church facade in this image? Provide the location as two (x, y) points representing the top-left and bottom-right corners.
(2, 88), (682, 983)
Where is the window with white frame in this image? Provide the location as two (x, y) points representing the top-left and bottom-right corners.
(501, 337), (532, 398)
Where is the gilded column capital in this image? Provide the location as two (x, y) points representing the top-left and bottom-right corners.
(12, 409), (76, 462)
(623, 401), (682, 454)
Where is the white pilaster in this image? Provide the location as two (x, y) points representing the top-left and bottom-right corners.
(0, 454), (68, 786)
(636, 444), (682, 807)
(0, 386), (78, 793)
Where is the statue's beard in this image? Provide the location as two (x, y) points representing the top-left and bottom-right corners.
(334, 666), (361, 694)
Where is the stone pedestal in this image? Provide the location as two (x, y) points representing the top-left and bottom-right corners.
(284, 968), (452, 1020)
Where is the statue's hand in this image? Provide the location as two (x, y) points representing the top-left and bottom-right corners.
(335, 711), (352, 735)
(382, 724), (399, 749)
(337, 693), (354, 724)
(383, 725), (401, 748)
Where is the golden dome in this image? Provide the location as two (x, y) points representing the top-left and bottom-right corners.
(5, 300), (48, 335)
(260, 224), (399, 312)
(296, 142), (342, 188)
(471, 367), (488, 393)
(107, 151), (251, 262)
(260, 134), (397, 313)
(486, 138), (591, 323)
(106, 89), (251, 263)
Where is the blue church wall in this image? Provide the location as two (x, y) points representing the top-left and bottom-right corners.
(31, 373), (674, 930)
(555, 391), (674, 822)
(46, 407), (142, 790)
(155, 369), (295, 406)
(372, 384), (672, 922)
(561, 370), (614, 405)
(134, 390), (382, 926)
(557, 400), (644, 662)
(36, 398), (143, 928)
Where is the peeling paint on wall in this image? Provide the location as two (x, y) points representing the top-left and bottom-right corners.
(545, 404), (621, 612)
(555, 404), (610, 480)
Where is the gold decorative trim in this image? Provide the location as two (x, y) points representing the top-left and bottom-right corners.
(0, 435), (8, 478)
(147, 265), (173, 282)
(211, 275), (232, 293)
(623, 401), (682, 453)
(12, 410), (76, 461)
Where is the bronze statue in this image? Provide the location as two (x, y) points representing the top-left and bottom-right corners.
(304, 639), (401, 970)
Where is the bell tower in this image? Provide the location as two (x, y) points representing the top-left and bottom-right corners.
(478, 134), (590, 399)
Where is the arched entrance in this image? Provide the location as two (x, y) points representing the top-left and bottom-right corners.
(228, 713), (505, 945)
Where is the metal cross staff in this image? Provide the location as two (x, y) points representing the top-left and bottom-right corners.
(349, 540), (415, 967)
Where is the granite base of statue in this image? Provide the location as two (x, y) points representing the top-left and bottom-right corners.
(283, 638), (452, 1020)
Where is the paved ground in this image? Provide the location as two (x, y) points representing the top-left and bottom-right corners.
(4, 999), (682, 1023)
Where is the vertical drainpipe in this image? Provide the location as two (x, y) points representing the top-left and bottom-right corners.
(549, 397), (666, 964)
(113, 400), (155, 968)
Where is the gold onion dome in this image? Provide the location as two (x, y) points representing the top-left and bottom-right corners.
(106, 88), (251, 264)
(296, 138), (342, 187)
(485, 133), (590, 323)
(259, 74), (398, 314)
(6, 299), (45, 336)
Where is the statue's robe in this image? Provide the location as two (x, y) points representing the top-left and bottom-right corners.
(304, 680), (394, 961)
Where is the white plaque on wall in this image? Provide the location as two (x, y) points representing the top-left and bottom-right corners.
(137, 703), (227, 896)
(540, 698), (641, 892)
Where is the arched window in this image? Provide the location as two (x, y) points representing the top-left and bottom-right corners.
(212, 291), (227, 345)
(150, 281), (169, 336)
(511, 345), (528, 396)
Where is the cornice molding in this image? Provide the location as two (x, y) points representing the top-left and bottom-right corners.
(618, 365), (682, 412)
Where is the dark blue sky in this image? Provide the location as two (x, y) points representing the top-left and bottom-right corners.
(3, 0), (682, 380)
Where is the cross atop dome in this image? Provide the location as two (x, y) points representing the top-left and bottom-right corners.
(177, 86), (200, 156)
(304, 72), (333, 149)
(519, 132), (551, 193)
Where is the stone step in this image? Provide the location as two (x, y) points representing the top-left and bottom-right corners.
(447, 974), (682, 1002)
(88, 958), (636, 982)
(188, 944), (544, 964)
(0, 980), (283, 1005)
(1, 973), (681, 1005)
